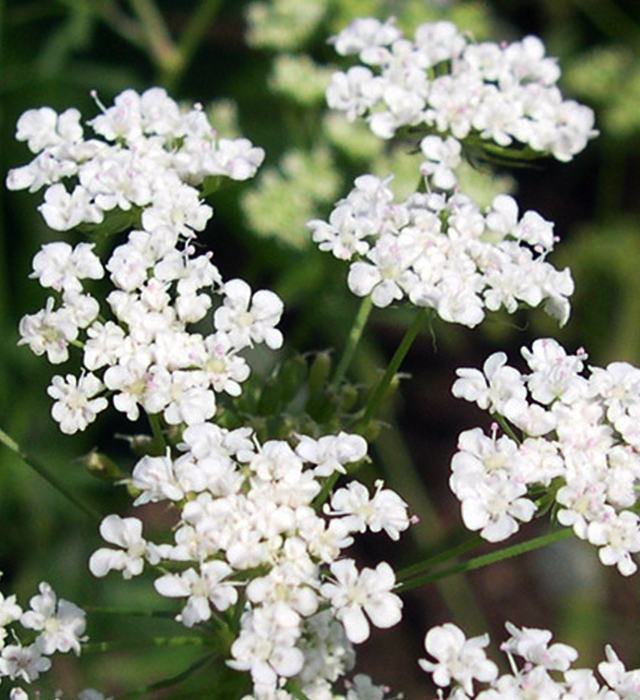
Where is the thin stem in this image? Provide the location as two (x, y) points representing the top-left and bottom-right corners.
(492, 413), (521, 444)
(148, 412), (167, 455)
(55, 0), (146, 49)
(396, 534), (484, 582)
(84, 605), (176, 619)
(330, 296), (373, 389)
(128, 0), (180, 77)
(0, 426), (101, 521)
(116, 652), (216, 699)
(571, 0), (640, 46)
(398, 528), (573, 592)
(83, 636), (206, 654)
(287, 681), (314, 700)
(355, 308), (428, 431)
(165, 0), (223, 93)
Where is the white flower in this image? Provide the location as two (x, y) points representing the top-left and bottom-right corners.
(420, 135), (462, 190)
(0, 591), (22, 626)
(131, 454), (184, 506)
(418, 623), (498, 694)
(598, 644), (640, 699)
(320, 560), (402, 644)
(0, 643), (51, 683)
(326, 480), (410, 540)
(214, 278), (284, 350)
(330, 17), (401, 58)
(38, 184), (102, 231)
(452, 351), (527, 419)
(295, 432), (368, 477)
(89, 515), (156, 579)
(20, 582), (87, 655)
(154, 562), (238, 626)
(587, 510), (640, 576)
(228, 605), (305, 687)
(501, 622), (578, 671)
(31, 241), (104, 292)
(47, 373), (108, 434)
(18, 299), (78, 364)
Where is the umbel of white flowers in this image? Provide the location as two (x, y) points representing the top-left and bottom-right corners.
(451, 338), (640, 576)
(7, 88), (283, 434)
(308, 18), (597, 327)
(90, 423), (411, 695)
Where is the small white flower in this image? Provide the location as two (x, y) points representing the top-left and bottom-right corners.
(31, 241), (104, 292)
(0, 643), (51, 683)
(20, 582), (87, 655)
(154, 562), (238, 626)
(47, 373), (108, 434)
(89, 515), (155, 579)
(502, 622), (578, 671)
(214, 278), (284, 350)
(320, 560), (402, 644)
(418, 623), (498, 694)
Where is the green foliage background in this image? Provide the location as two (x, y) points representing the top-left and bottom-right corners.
(1, 0), (640, 697)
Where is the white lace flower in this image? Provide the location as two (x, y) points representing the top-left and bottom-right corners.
(47, 373), (108, 434)
(214, 278), (284, 350)
(320, 560), (402, 644)
(20, 582), (87, 655)
(89, 515), (156, 579)
(419, 623), (498, 694)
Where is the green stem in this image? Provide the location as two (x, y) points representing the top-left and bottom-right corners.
(128, 0), (181, 77)
(398, 528), (573, 592)
(148, 412), (167, 455)
(84, 605), (177, 619)
(571, 0), (640, 46)
(286, 681), (314, 700)
(492, 413), (521, 444)
(83, 636), (206, 654)
(0, 426), (101, 521)
(313, 472), (340, 511)
(396, 534), (484, 582)
(355, 307), (428, 431)
(165, 0), (224, 93)
(330, 296), (373, 389)
(116, 652), (217, 699)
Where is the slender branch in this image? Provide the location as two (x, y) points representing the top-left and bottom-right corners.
(398, 528), (573, 592)
(355, 307), (428, 431)
(287, 681), (314, 700)
(396, 534), (484, 582)
(84, 605), (176, 619)
(165, 0), (224, 92)
(83, 636), (206, 654)
(330, 296), (373, 389)
(147, 412), (167, 455)
(492, 412), (521, 444)
(0, 426), (101, 521)
(571, 0), (640, 46)
(55, 0), (145, 48)
(115, 652), (216, 698)
(128, 0), (180, 76)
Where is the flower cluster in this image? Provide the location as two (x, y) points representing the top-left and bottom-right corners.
(89, 424), (410, 697)
(420, 621), (640, 700)
(451, 337), (640, 575)
(308, 175), (572, 326)
(0, 577), (90, 697)
(327, 17), (597, 162)
(8, 89), (283, 434)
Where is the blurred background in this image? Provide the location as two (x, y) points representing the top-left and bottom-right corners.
(1, 0), (640, 697)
